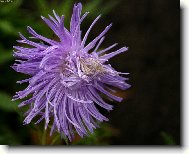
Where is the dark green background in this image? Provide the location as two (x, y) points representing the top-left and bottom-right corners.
(0, 0), (180, 145)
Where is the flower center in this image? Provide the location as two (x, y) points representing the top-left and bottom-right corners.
(80, 58), (105, 75)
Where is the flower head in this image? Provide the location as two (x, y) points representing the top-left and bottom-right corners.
(12, 3), (130, 141)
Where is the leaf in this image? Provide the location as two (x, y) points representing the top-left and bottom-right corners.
(83, 0), (102, 14)
(0, 20), (17, 35)
(0, 50), (13, 64)
(72, 123), (114, 145)
(35, 0), (49, 15)
(83, 0), (118, 19)
(0, 91), (19, 112)
(160, 131), (176, 145)
(0, 0), (23, 15)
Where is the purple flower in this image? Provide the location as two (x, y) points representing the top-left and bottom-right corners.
(12, 3), (130, 141)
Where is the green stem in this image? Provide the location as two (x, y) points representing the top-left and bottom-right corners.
(65, 138), (69, 145)
(50, 135), (60, 145)
(62, 134), (69, 145)
(41, 128), (46, 145)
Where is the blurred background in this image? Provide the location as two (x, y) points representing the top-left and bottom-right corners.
(0, 0), (180, 145)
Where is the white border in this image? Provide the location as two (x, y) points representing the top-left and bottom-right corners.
(0, 145), (7, 154)
(0, 2), (185, 154)
(7, 148), (182, 154)
(183, 1), (189, 153)
(181, 0), (189, 8)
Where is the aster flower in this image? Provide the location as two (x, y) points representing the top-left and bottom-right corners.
(12, 3), (130, 141)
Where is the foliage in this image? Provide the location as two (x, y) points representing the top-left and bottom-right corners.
(72, 124), (114, 145)
(160, 131), (176, 145)
(0, 0), (119, 145)
(0, 91), (19, 111)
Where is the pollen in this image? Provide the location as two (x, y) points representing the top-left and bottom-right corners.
(80, 58), (105, 75)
